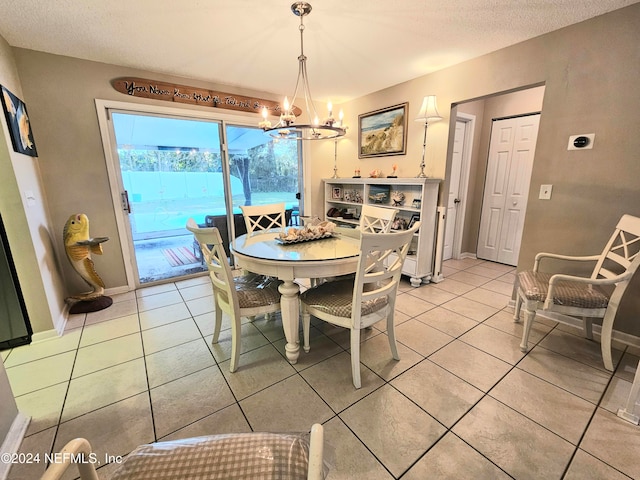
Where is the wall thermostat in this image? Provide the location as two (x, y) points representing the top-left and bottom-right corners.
(568, 133), (595, 150)
(573, 136), (590, 148)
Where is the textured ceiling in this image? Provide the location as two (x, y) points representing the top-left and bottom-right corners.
(0, 0), (637, 103)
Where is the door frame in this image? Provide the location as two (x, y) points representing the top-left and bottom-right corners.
(447, 112), (475, 260)
(95, 99), (309, 290)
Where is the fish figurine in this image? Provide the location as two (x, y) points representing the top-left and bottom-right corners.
(63, 213), (109, 300)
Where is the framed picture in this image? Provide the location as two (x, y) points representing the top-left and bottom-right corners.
(408, 214), (420, 229)
(368, 185), (390, 204)
(412, 198), (422, 209)
(1, 86), (38, 157)
(332, 187), (342, 199)
(358, 102), (408, 158)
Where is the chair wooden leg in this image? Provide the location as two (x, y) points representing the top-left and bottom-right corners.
(387, 313), (400, 361)
(350, 329), (362, 389)
(582, 316), (593, 340)
(600, 308), (616, 371)
(513, 294), (523, 323)
(302, 310), (311, 353)
(212, 304), (223, 343)
(520, 308), (536, 352)
(229, 313), (241, 373)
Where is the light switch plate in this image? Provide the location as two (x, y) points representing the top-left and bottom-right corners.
(539, 184), (552, 200)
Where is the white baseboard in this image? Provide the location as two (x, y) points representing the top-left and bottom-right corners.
(105, 285), (131, 296)
(0, 413), (31, 480)
(459, 252), (477, 260)
(30, 329), (60, 343)
(535, 311), (640, 349)
(507, 300), (640, 350)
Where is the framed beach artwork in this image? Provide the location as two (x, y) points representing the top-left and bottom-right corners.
(358, 102), (407, 158)
(1, 86), (38, 157)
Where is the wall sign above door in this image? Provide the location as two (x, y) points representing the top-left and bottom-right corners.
(111, 77), (301, 116)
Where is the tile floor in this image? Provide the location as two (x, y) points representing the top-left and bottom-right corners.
(3, 258), (640, 479)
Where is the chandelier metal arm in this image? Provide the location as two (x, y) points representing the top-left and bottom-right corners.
(260, 1), (346, 141)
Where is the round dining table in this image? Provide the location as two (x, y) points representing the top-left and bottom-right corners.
(230, 228), (360, 364)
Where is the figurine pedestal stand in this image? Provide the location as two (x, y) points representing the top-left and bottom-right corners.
(68, 296), (113, 314)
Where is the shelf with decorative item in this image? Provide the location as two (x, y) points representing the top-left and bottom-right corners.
(323, 177), (441, 286)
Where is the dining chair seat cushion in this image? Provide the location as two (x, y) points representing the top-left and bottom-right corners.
(300, 279), (387, 318)
(234, 273), (282, 308)
(518, 271), (609, 309)
(110, 431), (311, 480)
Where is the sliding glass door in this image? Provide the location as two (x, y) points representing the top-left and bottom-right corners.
(106, 109), (301, 286)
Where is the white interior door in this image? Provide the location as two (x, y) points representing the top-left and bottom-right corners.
(443, 118), (471, 260)
(477, 114), (540, 265)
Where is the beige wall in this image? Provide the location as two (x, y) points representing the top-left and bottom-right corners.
(310, 4), (640, 334)
(0, 35), (26, 450)
(0, 37), (66, 334)
(7, 3), (640, 338)
(12, 50), (280, 298)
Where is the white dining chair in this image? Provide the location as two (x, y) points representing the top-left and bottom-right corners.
(360, 204), (397, 233)
(240, 202), (287, 236)
(300, 223), (420, 388)
(40, 424), (325, 480)
(186, 219), (281, 372)
(514, 214), (640, 371)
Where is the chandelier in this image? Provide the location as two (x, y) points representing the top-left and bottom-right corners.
(259, 2), (347, 141)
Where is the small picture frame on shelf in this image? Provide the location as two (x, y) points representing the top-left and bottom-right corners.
(412, 198), (422, 209)
(408, 214), (420, 229)
(369, 185), (390, 204)
(332, 187), (343, 199)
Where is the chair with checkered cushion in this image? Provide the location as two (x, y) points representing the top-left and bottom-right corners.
(187, 219), (281, 373)
(300, 223), (420, 388)
(514, 214), (640, 371)
(40, 424), (325, 480)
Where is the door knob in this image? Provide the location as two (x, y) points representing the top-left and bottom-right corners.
(454, 198), (461, 204)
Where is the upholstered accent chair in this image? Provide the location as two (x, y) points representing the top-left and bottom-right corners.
(514, 214), (640, 371)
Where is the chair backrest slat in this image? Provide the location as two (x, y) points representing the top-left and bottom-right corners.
(186, 218), (240, 315)
(593, 215), (640, 280)
(240, 203), (286, 236)
(352, 222), (420, 326)
(360, 204), (398, 233)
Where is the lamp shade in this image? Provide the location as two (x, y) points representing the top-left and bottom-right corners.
(415, 95), (443, 123)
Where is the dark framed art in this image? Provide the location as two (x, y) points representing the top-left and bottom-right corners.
(1, 86), (38, 157)
(408, 214), (420, 229)
(358, 102), (408, 158)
